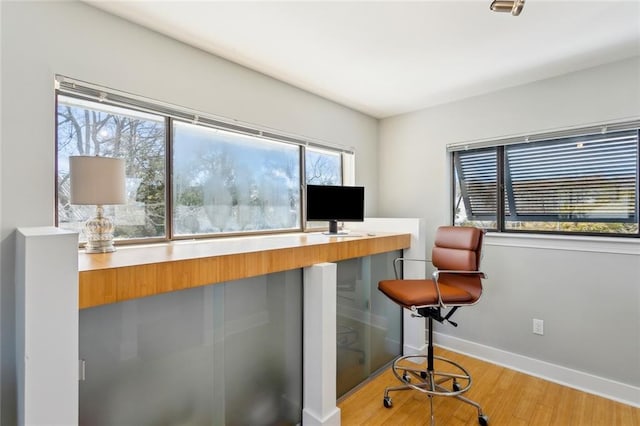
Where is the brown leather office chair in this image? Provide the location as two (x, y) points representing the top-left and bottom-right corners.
(378, 226), (488, 426)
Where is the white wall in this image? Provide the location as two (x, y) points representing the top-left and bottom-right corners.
(379, 57), (640, 402)
(379, 57), (640, 239)
(0, 1), (378, 423)
(2, 0), (639, 420)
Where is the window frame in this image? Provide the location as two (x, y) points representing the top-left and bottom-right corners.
(170, 119), (306, 239)
(55, 93), (170, 245)
(450, 122), (640, 239)
(55, 76), (353, 245)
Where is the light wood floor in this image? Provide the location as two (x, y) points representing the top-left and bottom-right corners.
(338, 347), (639, 426)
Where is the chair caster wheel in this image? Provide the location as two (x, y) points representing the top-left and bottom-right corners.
(383, 397), (393, 408)
(402, 374), (411, 383)
(453, 381), (461, 392)
(478, 414), (489, 426)
(420, 371), (427, 379)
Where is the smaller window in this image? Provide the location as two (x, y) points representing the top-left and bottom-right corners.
(453, 126), (639, 236)
(304, 148), (343, 230)
(305, 147), (342, 185)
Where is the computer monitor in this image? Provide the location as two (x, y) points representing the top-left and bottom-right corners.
(305, 184), (365, 234)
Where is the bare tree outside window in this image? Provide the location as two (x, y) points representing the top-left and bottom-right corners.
(57, 96), (166, 240)
(305, 148), (343, 230)
(306, 148), (342, 185)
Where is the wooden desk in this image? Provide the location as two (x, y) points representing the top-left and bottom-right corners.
(79, 232), (411, 309)
(17, 223), (417, 425)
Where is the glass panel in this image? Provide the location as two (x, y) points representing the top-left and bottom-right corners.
(453, 148), (498, 229)
(57, 96), (167, 240)
(79, 271), (302, 425)
(336, 251), (402, 398)
(305, 147), (342, 185)
(173, 122), (301, 235)
(305, 147), (343, 229)
(504, 131), (638, 234)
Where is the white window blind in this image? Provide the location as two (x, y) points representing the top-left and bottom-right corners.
(453, 123), (639, 236)
(505, 130), (637, 222)
(454, 148), (498, 220)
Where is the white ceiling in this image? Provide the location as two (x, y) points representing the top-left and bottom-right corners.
(87, 1), (640, 119)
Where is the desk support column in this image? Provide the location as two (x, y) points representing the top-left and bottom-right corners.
(16, 227), (79, 425)
(303, 263), (340, 426)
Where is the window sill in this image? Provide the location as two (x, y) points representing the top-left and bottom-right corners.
(484, 232), (640, 255)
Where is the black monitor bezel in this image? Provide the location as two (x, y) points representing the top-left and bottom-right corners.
(305, 184), (365, 223)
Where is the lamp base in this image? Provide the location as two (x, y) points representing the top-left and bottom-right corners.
(83, 205), (117, 254)
(84, 240), (117, 254)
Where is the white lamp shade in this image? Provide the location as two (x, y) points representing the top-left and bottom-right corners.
(69, 156), (126, 205)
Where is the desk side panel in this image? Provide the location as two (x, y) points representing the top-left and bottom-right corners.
(16, 228), (79, 425)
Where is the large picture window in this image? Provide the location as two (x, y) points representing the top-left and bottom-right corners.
(453, 124), (639, 236)
(172, 122), (301, 236)
(55, 78), (351, 243)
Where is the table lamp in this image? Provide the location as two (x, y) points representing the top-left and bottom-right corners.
(69, 156), (126, 253)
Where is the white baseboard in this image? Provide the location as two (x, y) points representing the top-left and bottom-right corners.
(434, 332), (640, 408)
(302, 407), (341, 426)
(403, 342), (426, 357)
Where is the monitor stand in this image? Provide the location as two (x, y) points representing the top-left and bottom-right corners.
(323, 220), (349, 235)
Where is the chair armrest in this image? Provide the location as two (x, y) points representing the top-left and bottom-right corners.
(392, 257), (433, 279)
(431, 270), (487, 309)
(433, 270), (487, 279)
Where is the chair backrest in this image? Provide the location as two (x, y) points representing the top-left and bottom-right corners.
(432, 226), (484, 271)
(431, 226), (485, 300)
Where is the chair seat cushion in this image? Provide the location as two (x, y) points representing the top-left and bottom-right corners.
(378, 279), (474, 308)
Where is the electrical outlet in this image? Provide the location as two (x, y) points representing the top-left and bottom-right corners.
(533, 318), (544, 335)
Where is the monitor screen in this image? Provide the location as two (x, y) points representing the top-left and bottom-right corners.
(306, 185), (364, 233)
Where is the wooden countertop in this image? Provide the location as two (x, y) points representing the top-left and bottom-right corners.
(79, 232), (411, 309)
